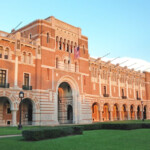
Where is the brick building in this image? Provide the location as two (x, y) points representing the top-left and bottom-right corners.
(0, 16), (150, 126)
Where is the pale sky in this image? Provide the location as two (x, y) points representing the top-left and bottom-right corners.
(0, 0), (150, 69)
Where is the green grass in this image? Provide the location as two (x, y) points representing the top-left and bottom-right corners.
(1, 129), (150, 150)
(0, 120), (150, 136)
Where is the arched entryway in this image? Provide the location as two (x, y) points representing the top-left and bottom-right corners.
(0, 97), (12, 126)
(92, 103), (100, 122)
(58, 82), (73, 124)
(103, 103), (110, 121)
(144, 105), (147, 119)
(122, 104), (127, 120)
(137, 105), (141, 120)
(18, 98), (33, 125)
(113, 104), (119, 121)
(130, 105), (135, 120)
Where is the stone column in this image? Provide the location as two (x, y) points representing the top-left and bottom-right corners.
(11, 110), (17, 126)
(119, 111), (122, 121)
(54, 92), (59, 124)
(110, 111), (114, 121)
(100, 111), (103, 122)
(135, 111), (137, 120)
(127, 111), (130, 120)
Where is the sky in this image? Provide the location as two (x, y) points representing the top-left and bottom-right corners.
(0, 0), (150, 70)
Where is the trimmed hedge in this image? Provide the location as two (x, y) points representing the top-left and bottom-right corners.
(22, 126), (83, 141)
(22, 123), (150, 141)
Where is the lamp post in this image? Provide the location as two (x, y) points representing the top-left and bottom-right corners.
(141, 100), (144, 122)
(18, 91), (24, 130)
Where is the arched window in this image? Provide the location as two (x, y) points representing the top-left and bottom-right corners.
(4, 48), (9, 59)
(59, 38), (62, 50)
(23, 52), (26, 63)
(64, 59), (67, 70)
(47, 33), (49, 43)
(28, 53), (32, 64)
(29, 33), (32, 39)
(56, 58), (58, 68)
(0, 46), (3, 58)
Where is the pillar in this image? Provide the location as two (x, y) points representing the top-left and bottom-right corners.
(11, 110), (17, 126)
(127, 111), (130, 120)
(100, 111), (103, 122)
(110, 111), (114, 121)
(135, 111), (137, 120)
(119, 111), (122, 121)
(54, 93), (59, 124)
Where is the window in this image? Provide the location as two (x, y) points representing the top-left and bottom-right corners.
(104, 86), (106, 94)
(0, 69), (6, 86)
(75, 62), (77, 72)
(67, 43), (69, 52)
(47, 33), (50, 43)
(0, 46), (3, 58)
(7, 107), (11, 114)
(47, 68), (49, 80)
(23, 52), (26, 63)
(4, 48), (9, 59)
(136, 91), (139, 99)
(122, 89), (124, 97)
(28, 53), (32, 64)
(24, 73), (29, 87)
(29, 33), (32, 39)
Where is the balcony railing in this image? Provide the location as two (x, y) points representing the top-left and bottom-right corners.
(122, 96), (127, 99)
(0, 83), (9, 88)
(103, 94), (109, 97)
(22, 85), (32, 90)
(137, 97), (141, 100)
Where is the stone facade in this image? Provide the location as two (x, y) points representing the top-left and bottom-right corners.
(0, 16), (150, 126)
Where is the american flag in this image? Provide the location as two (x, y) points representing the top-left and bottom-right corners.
(74, 46), (80, 59)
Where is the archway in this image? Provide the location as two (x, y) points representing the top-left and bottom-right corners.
(103, 103), (110, 121)
(18, 98), (33, 125)
(144, 105), (147, 119)
(122, 104), (127, 120)
(113, 104), (119, 121)
(92, 103), (100, 122)
(137, 105), (141, 120)
(130, 105), (135, 120)
(0, 97), (12, 126)
(58, 82), (73, 124)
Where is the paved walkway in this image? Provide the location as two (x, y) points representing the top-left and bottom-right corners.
(0, 134), (22, 138)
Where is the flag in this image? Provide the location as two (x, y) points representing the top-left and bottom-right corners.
(74, 46), (80, 59)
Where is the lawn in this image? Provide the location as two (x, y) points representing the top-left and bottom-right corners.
(0, 120), (150, 136)
(0, 129), (150, 150)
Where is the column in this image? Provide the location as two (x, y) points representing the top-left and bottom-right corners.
(119, 111), (122, 121)
(54, 92), (59, 124)
(100, 111), (103, 122)
(127, 111), (130, 120)
(109, 73), (112, 97)
(110, 111), (114, 121)
(135, 111), (137, 120)
(11, 110), (17, 126)
(14, 55), (18, 88)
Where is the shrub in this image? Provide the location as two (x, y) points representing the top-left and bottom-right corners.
(22, 126), (83, 141)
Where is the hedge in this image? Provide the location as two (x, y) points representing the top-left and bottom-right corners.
(22, 126), (83, 141)
(22, 123), (150, 141)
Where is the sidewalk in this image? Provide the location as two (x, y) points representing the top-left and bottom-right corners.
(0, 134), (22, 138)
